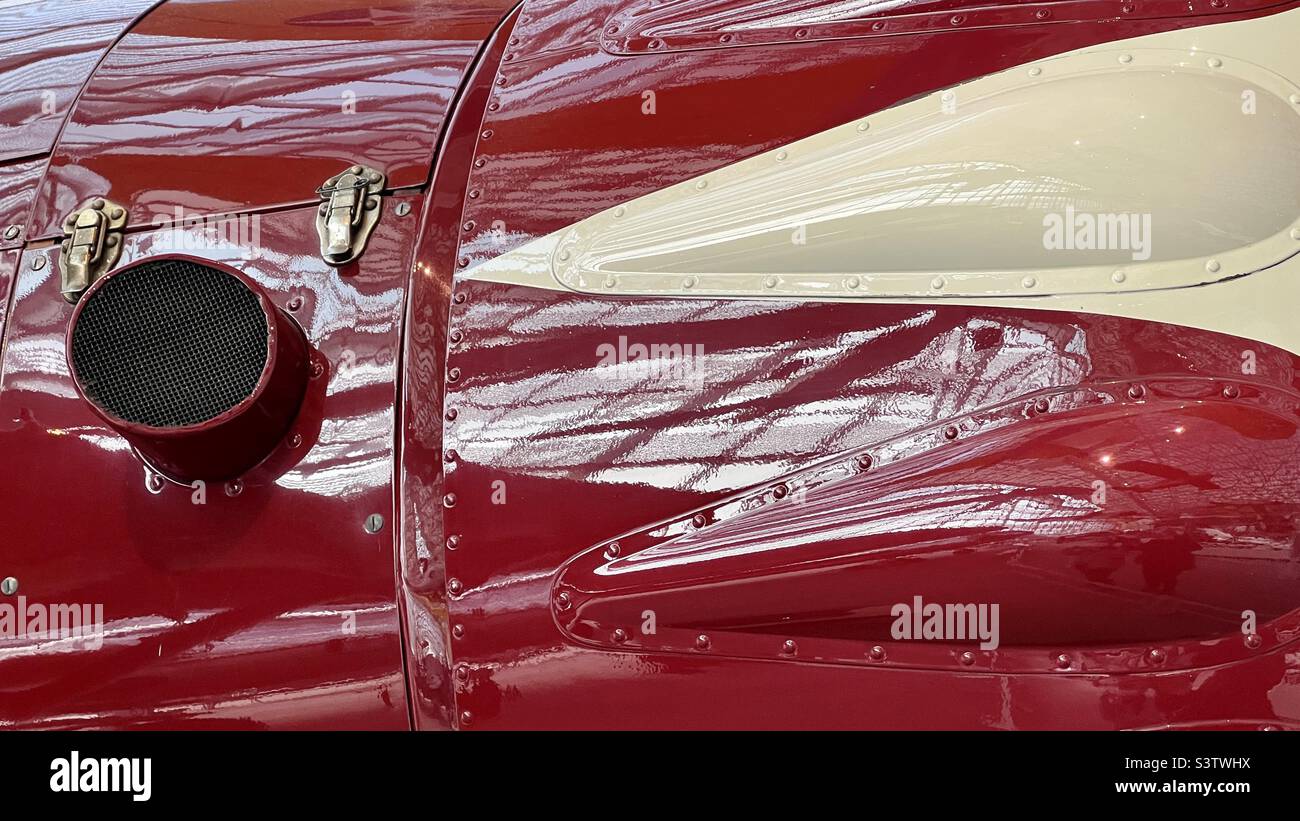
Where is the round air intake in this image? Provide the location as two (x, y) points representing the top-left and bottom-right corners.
(67, 256), (310, 481)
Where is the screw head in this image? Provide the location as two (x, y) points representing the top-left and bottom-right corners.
(449, 329), (463, 344)
(856, 454), (873, 471)
(1055, 653), (1071, 670)
(1033, 397), (1050, 414)
(1, 577), (17, 595)
(446, 534), (460, 550)
(692, 513), (708, 528)
(781, 639), (797, 656)
(453, 293), (466, 305)
(286, 295), (303, 311)
(772, 483), (789, 500)
(612, 628), (628, 644)
(395, 202), (411, 217)
(1245, 632), (1262, 649)
(3, 225), (19, 240)
(555, 591), (572, 611)
(454, 664), (470, 682)
(451, 624), (465, 640)
(1147, 647), (1166, 665)
(943, 425), (960, 440)
(443, 493), (457, 508)
(444, 449), (458, 463)
(224, 479), (243, 497)
(869, 645), (886, 662)
(695, 634), (711, 650)
(603, 542), (621, 560)
(1127, 384), (1145, 400)
(959, 651), (976, 666)
(445, 408), (458, 421)
(364, 513), (384, 533)
(448, 578), (463, 596)
(30, 255), (45, 271)
(459, 710), (473, 727)
(1223, 385), (1240, 400)
(447, 367), (461, 383)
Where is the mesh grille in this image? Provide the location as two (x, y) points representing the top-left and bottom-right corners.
(70, 259), (270, 428)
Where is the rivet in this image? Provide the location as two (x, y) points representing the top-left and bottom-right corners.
(555, 591), (572, 611)
(781, 639), (797, 656)
(603, 275), (617, 289)
(1034, 397), (1050, 414)
(1127, 384), (1145, 400)
(613, 206), (626, 218)
(1223, 384), (1240, 399)
(453, 293), (466, 304)
(455, 664), (470, 682)
(1, 577), (17, 595)
(930, 276), (945, 290)
(1028, 67), (1042, 77)
(648, 38), (662, 50)
(869, 645), (886, 661)
(556, 249), (570, 261)
(949, 14), (964, 25)
(1207, 57), (1222, 68)
(1021, 275), (1036, 289)
(794, 27), (808, 38)
(452, 624), (465, 640)
(856, 120), (870, 132)
(474, 157), (486, 168)
(959, 651), (976, 666)
(145, 472), (164, 494)
(459, 710), (473, 727)
(447, 367), (461, 382)
(364, 513), (384, 533)
(719, 33), (732, 43)
(349, 166), (362, 175)
(448, 578), (463, 596)
(1119, 54), (1133, 64)
(695, 179), (708, 190)
(445, 408), (458, 421)
(1291, 95), (1300, 106)
(846, 276), (861, 289)
(1205, 259), (1221, 273)
(692, 513), (708, 528)
(457, 256), (470, 267)
(224, 479), (243, 497)
(856, 453), (873, 470)
(286, 295), (303, 311)
(487, 101), (500, 112)
(462, 220), (475, 232)
(604, 542), (621, 560)
(696, 634), (711, 650)
(1035, 8), (1050, 18)
(1055, 653), (1071, 670)
(446, 534), (460, 550)
(1147, 647), (1166, 665)
(2, 225), (19, 240)
(445, 449), (458, 463)
(871, 21), (885, 31)
(91, 198), (105, 210)
(772, 483), (789, 499)
(763, 276), (778, 289)
(310, 361), (325, 379)
(449, 329), (463, 344)
(468, 188), (481, 199)
(612, 628), (628, 643)
(395, 202), (411, 217)
(30, 255), (45, 271)
(1121, 3), (1134, 11)
(1111, 270), (1127, 283)
(943, 425), (959, 440)
(776, 150), (788, 161)
(1245, 632), (1262, 649)
(682, 276), (697, 289)
(1292, 228), (1300, 240)
(443, 493), (457, 508)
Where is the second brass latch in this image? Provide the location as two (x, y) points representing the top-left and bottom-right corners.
(316, 164), (385, 266)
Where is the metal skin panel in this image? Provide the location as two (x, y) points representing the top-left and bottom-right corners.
(0, 201), (419, 729)
(0, 158), (43, 251)
(398, 0), (1300, 729)
(26, 0), (519, 241)
(0, 0), (161, 162)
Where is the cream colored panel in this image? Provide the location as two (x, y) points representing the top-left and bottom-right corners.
(465, 7), (1300, 353)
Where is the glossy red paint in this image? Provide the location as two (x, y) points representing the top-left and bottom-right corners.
(67, 256), (311, 482)
(0, 158), (44, 251)
(0, 200), (418, 729)
(27, 0), (520, 241)
(433, 282), (1300, 729)
(0, 0), (160, 162)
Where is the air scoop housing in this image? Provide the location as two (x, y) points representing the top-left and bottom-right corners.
(66, 256), (309, 482)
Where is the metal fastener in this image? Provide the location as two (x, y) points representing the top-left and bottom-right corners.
(364, 513), (384, 533)
(395, 202), (411, 217)
(31, 255), (46, 271)
(781, 639), (798, 656)
(1, 577), (17, 595)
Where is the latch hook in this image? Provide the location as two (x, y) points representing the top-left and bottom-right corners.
(60, 198), (128, 303)
(316, 165), (385, 266)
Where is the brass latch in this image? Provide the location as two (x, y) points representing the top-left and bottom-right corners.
(59, 198), (127, 303)
(316, 164), (385, 266)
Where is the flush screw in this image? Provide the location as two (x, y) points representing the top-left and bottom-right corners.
(1, 577), (17, 595)
(364, 513), (384, 533)
(31, 255), (45, 271)
(395, 202), (411, 217)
